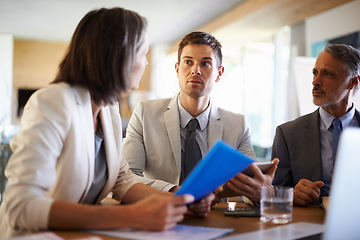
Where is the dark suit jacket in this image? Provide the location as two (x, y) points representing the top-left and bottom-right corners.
(272, 108), (360, 187)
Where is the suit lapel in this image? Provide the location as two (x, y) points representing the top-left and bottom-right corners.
(355, 109), (360, 125)
(97, 105), (121, 201)
(303, 109), (322, 179)
(301, 108), (359, 181)
(71, 85), (95, 201)
(208, 104), (223, 149)
(164, 96), (182, 173)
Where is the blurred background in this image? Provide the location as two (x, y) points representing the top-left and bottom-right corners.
(1, 0), (360, 165)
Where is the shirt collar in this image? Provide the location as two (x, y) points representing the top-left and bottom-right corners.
(177, 95), (211, 131)
(319, 104), (355, 130)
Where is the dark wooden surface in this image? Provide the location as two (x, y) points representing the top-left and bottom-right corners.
(53, 202), (325, 239)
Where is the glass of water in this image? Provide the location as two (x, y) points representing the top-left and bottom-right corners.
(260, 186), (293, 224)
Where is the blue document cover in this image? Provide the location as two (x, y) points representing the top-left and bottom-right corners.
(175, 140), (255, 201)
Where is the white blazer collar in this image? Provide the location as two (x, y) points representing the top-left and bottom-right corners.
(97, 104), (122, 202)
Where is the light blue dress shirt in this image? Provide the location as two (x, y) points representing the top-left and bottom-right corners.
(177, 95), (211, 158)
(83, 124), (108, 204)
(319, 104), (359, 196)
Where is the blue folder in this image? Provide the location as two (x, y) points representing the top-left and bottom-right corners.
(174, 140), (255, 201)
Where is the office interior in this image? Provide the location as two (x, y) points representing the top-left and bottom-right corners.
(1, 0), (360, 162)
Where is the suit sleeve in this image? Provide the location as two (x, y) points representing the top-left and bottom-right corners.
(122, 102), (147, 176)
(271, 126), (294, 187)
(122, 102), (175, 192)
(2, 87), (70, 232)
(237, 115), (256, 159)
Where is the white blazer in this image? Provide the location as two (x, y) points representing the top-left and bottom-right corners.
(0, 83), (137, 238)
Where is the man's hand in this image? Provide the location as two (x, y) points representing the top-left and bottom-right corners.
(226, 158), (279, 202)
(212, 186), (224, 206)
(293, 179), (324, 206)
(187, 193), (215, 217)
(169, 185), (216, 215)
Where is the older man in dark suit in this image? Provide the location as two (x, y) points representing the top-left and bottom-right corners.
(272, 43), (360, 206)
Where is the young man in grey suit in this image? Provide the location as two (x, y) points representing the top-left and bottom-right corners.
(123, 31), (278, 203)
(272, 44), (360, 206)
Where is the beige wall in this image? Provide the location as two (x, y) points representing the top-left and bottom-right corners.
(13, 40), (68, 89)
(12, 40), (68, 124)
(11, 39), (152, 124)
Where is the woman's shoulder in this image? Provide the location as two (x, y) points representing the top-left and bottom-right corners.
(33, 83), (72, 100)
(32, 83), (90, 106)
(25, 83), (90, 119)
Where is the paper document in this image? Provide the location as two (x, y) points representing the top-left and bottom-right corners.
(219, 222), (325, 240)
(88, 224), (233, 240)
(9, 232), (65, 240)
(175, 140), (254, 201)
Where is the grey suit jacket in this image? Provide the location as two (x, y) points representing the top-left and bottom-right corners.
(122, 94), (256, 191)
(272, 108), (360, 187)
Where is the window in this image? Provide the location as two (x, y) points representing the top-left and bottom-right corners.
(139, 27), (291, 160)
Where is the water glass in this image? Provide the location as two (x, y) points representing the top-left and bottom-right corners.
(260, 186), (293, 224)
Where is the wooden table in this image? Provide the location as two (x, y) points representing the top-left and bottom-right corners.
(53, 202), (325, 239)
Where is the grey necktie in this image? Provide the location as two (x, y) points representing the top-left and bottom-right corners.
(180, 118), (202, 183)
(331, 118), (342, 163)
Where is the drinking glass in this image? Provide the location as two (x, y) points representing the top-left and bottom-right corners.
(260, 186), (293, 224)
